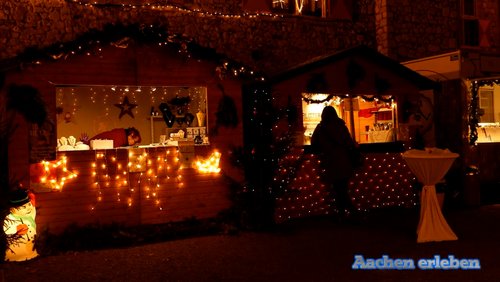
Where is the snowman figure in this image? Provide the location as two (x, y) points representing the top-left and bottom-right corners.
(3, 189), (39, 262)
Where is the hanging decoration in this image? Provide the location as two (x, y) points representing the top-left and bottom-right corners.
(169, 96), (191, 108)
(301, 93), (394, 104)
(159, 102), (176, 128)
(169, 95), (191, 117)
(301, 93), (336, 104)
(63, 112), (73, 123)
(360, 95), (394, 103)
(184, 113), (194, 126)
(88, 147), (184, 211)
(114, 96), (137, 119)
(215, 64), (228, 80)
(111, 37), (131, 49)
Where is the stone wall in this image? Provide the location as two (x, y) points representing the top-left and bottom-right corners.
(380, 0), (500, 61)
(0, 0), (374, 75)
(380, 0), (460, 61)
(1, 0), (500, 74)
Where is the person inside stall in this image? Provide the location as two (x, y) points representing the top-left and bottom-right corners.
(311, 106), (360, 223)
(87, 127), (142, 148)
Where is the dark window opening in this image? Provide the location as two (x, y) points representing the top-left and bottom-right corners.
(463, 19), (480, 46)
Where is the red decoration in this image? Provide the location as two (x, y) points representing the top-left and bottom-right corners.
(114, 96), (137, 119)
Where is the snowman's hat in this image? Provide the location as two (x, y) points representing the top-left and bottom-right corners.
(9, 189), (30, 207)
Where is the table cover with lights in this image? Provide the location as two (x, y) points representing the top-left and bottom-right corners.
(402, 148), (459, 243)
(274, 148), (418, 222)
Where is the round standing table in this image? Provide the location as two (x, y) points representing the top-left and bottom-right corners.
(402, 148), (459, 243)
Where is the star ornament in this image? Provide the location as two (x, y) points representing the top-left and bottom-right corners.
(115, 96), (137, 119)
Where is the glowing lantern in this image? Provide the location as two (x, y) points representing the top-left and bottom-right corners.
(3, 189), (39, 262)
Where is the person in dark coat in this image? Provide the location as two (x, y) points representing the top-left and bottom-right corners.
(88, 127), (141, 148)
(311, 106), (358, 221)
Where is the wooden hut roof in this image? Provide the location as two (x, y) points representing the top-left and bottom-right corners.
(268, 45), (438, 93)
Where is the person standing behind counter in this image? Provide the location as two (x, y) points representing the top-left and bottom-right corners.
(88, 127), (142, 148)
(311, 106), (359, 223)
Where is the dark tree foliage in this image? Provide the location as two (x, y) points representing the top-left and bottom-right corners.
(0, 74), (47, 261)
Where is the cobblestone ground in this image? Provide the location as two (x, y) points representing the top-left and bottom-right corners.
(1, 205), (499, 282)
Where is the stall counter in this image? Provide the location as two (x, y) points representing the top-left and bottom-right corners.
(275, 143), (417, 222)
(31, 144), (230, 234)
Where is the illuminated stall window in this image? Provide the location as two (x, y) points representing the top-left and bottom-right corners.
(476, 84), (500, 143)
(302, 93), (397, 145)
(55, 85), (209, 147)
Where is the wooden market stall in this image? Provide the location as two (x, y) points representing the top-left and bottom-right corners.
(265, 46), (439, 221)
(3, 28), (246, 234)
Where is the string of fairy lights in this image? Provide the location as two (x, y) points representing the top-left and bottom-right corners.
(36, 156), (78, 190)
(65, 0), (326, 19)
(90, 147), (183, 211)
(65, 0), (283, 18)
(56, 86), (206, 122)
(274, 151), (418, 222)
(301, 93), (395, 104)
(32, 147), (221, 211)
(57, 86), (206, 123)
